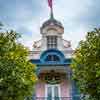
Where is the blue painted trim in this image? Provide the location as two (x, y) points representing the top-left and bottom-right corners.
(30, 59), (41, 63)
(36, 65), (41, 75)
(40, 49), (65, 63)
(30, 58), (72, 65)
(71, 80), (80, 100)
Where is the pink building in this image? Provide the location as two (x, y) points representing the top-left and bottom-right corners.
(29, 2), (80, 100)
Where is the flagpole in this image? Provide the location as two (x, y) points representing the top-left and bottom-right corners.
(50, 4), (54, 19)
(48, 0), (54, 19)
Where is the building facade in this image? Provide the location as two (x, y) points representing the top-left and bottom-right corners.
(28, 15), (80, 100)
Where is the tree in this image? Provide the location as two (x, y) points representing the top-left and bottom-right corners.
(71, 28), (100, 100)
(0, 30), (37, 100)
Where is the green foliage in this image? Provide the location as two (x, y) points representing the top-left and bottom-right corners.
(71, 28), (100, 100)
(0, 30), (37, 100)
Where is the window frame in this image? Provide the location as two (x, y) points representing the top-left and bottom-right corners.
(47, 36), (57, 49)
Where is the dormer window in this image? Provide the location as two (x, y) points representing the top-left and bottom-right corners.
(45, 55), (60, 62)
(47, 36), (57, 49)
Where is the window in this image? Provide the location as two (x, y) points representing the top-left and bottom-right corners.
(54, 86), (59, 100)
(45, 85), (61, 100)
(47, 36), (57, 49)
(47, 87), (52, 100)
(45, 55), (60, 62)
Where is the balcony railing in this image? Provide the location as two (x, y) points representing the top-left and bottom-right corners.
(32, 97), (80, 100)
(34, 97), (71, 100)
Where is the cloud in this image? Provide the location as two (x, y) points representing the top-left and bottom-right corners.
(0, 0), (100, 49)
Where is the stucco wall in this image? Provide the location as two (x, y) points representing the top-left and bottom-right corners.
(36, 81), (45, 98)
(60, 80), (70, 100)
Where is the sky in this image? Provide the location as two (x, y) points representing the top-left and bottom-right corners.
(0, 0), (100, 49)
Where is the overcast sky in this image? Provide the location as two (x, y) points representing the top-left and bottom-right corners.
(0, 0), (100, 49)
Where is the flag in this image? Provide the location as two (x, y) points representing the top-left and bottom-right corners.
(48, 0), (52, 8)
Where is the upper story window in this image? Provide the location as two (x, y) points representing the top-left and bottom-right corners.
(47, 36), (57, 49)
(45, 55), (60, 62)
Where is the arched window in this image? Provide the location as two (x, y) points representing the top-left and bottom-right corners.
(45, 55), (60, 62)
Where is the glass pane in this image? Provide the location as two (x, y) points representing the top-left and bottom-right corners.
(47, 87), (52, 100)
(47, 36), (57, 49)
(54, 86), (59, 100)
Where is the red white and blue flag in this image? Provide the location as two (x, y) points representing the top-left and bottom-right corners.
(48, 0), (52, 8)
